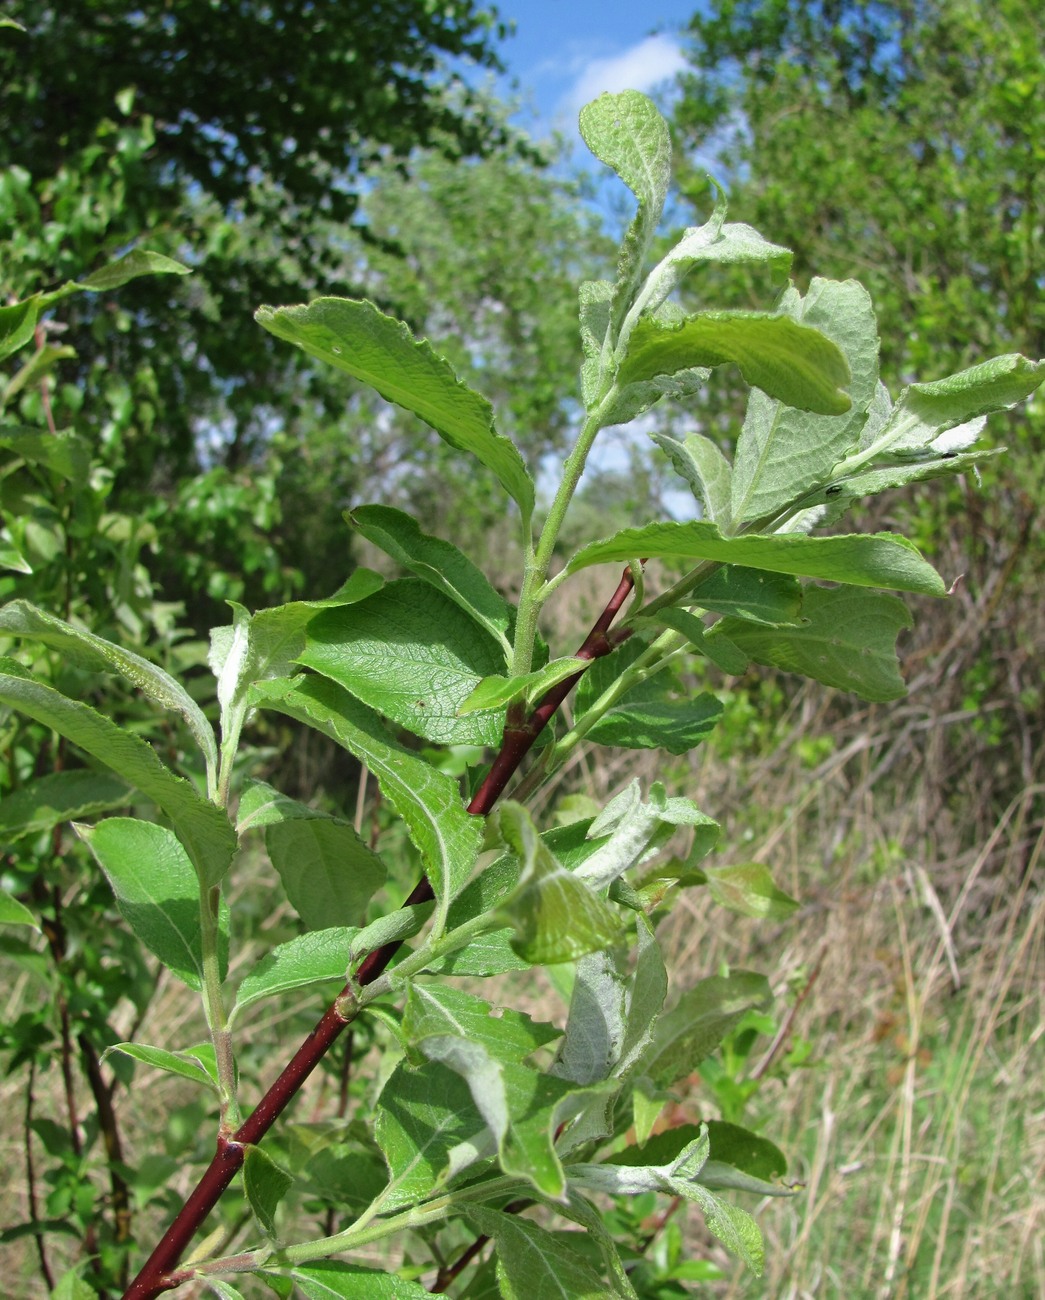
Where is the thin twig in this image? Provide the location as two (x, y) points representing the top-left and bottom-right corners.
(24, 1059), (56, 1292)
(751, 946), (827, 1083)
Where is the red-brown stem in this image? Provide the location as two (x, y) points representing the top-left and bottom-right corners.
(123, 564), (639, 1299)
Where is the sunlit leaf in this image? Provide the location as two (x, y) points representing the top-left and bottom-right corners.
(619, 310), (852, 416)
(719, 585), (912, 701)
(348, 505), (512, 651)
(731, 279), (879, 522)
(705, 863), (800, 920)
(649, 430), (733, 529)
(644, 971), (772, 1088)
(76, 249), (190, 292)
(301, 579), (506, 747)
(76, 818), (229, 989)
(256, 298), (534, 522)
(0, 888), (38, 929)
(0, 666), (235, 886)
(280, 1261), (440, 1298)
(266, 675), (481, 931)
(496, 803), (621, 965)
(232, 928), (358, 1021)
(579, 91), (672, 337)
(0, 600), (218, 776)
(101, 1042), (219, 1093)
(244, 1145), (293, 1239)
(565, 520), (945, 595)
(465, 1206), (615, 1299)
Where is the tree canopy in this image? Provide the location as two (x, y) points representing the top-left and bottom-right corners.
(0, 1), (515, 488)
(672, 0), (1043, 381)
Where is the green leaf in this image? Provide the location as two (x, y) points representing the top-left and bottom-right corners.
(231, 928), (358, 1022)
(641, 607), (749, 674)
(280, 1262), (434, 1298)
(373, 1058), (488, 1210)
(805, 446), (1005, 523)
(203, 1281), (247, 1300)
(585, 695), (723, 755)
(569, 1128), (764, 1274)
(210, 576), (381, 741)
(718, 585), (913, 701)
(555, 951), (626, 1081)
(348, 505), (512, 652)
(0, 888), (38, 928)
(578, 278), (615, 408)
(49, 1271), (98, 1300)
(76, 818), (229, 989)
(705, 863), (799, 920)
(602, 362), (713, 428)
(266, 815), (385, 930)
(2, 343), (77, 406)
(244, 1145), (293, 1239)
(0, 296), (43, 363)
(0, 600), (219, 777)
(496, 803), (622, 965)
(572, 635), (724, 754)
(850, 352), (1045, 463)
(466, 1206), (615, 1299)
(618, 311), (852, 416)
(576, 781), (719, 892)
(643, 202), (793, 315)
(403, 985), (560, 1063)
(644, 972), (772, 1089)
(731, 279), (880, 522)
(300, 579), (506, 747)
(0, 668), (235, 887)
(101, 1042), (219, 1093)
(349, 903), (435, 968)
(255, 298), (534, 523)
(0, 535), (31, 574)
(566, 520), (945, 595)
(237, 783), (385, 930)
(578, 91), (672, 334)
(458, 657), (588, 714)
(424, 928), (528, 978)
(0, 427), (91, 486)
(76, 249), (190, 292)
(0, 770), (131, 840)
(552, 925), (668, 1159)
(685, 1183), (764, 1274)
(427, 821), (611, 978)
(700, 1119), (792, 1197)
(419, 1034), (598, 1197)
(649, 431), (733, 529)
(691, 565), (803, 625)
(618, 915), (670, 1079)
(265, 675), (481, 929)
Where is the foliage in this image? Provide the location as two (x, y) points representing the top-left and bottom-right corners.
(1, 88), (1041, 1298)
(669, 0), (1045, 828)
(1, 4), (581, 627)
(673, 0), (1043, 377)
(0, 0), (510, 457)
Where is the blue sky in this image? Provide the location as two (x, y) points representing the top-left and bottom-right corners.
(487, 1), (700, 143)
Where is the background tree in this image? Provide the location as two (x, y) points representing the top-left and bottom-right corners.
(0, 2), (501, 530)
(667, 0), (1043, 825)
(0, 4), (607, 626)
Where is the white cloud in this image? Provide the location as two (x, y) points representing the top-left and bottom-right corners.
(560, 34), (687, 121)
